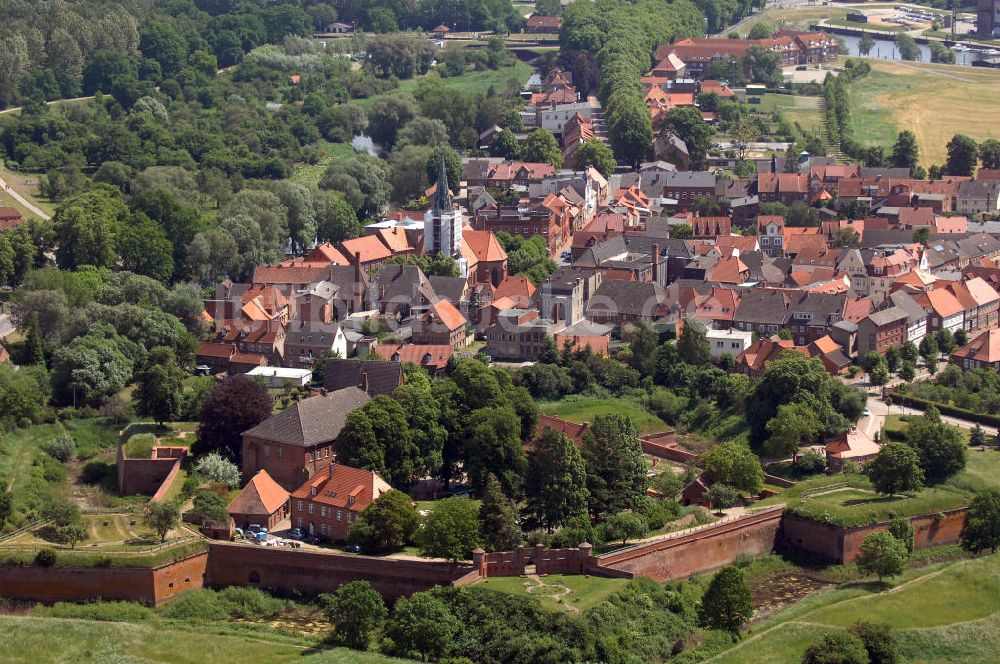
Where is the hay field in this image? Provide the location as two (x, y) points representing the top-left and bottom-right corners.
(850, 60), (1000, 166)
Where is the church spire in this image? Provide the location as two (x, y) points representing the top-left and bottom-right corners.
(433, 152), (451, 214)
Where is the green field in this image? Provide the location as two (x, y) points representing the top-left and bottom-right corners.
(538, 395), (670, 434)
(290, 140), (359, 188)
(0, 615), (407, 664)
(759, 93), (824, 135)
(473, 573), (629, 613)
(758, 471), (968, 526)
(351, 61), (532, 111)
(707, 554), (1000, 664)
(847, 60), (1000, 166)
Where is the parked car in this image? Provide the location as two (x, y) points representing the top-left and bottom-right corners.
(343, 544), (361, 553)
(304, 536), (320, 545)
(287, 528), (304, 540)
(248, 524), (268, 535)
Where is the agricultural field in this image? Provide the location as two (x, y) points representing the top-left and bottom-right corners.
(847, 60), (1000, 165)
(538, 395), (670, 434)
(707, 553), (1000, 664)
(0, 615), (407, 664)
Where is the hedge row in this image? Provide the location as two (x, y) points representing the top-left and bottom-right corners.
(890, 391), (1000, 428)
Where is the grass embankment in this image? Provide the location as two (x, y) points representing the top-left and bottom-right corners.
(0, 615), (407, 664)
(702, 553), (1000, 664)
(0, 164), (56, 219)
(474, 573), (630, 613)
(758, 441), (1000, 526)
(538, 395), (670, 435)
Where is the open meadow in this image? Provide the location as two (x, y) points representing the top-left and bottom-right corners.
(705, 553), (1000, 664)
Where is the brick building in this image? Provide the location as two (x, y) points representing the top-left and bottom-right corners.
(289, 462), (392, 540)
(227, 469), (290, 531)
(856, 306), (908, 357)
(241, 387), (371, 491)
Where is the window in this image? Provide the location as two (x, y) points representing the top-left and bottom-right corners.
(337, 510), (342, 521)
(320, 506), (327, 517)
(310, 487), (317, 496)
(324, 448), (329, 459)
(349, 495), (355, 505)
(264, 445), (270, 456)
(320, 523), (327, 535)
(297, 518), (303, 528)
(308, 503), (314, 514)
(297, 501), (303, 512)
(277, 447), (283, 458)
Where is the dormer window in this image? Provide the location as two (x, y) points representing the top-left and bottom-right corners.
(310, 487), (317, 496)
(349, 495), (355, 505)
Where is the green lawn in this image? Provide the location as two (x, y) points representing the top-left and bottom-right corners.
(757, 472), (968, 526)
(0, 423), (65, 497)
(538, 395), (670, 434)
(290, 140), (358, 188)
(705, 553), (1000, 664)
(351, 61), (532, 111)
(473, 573), (629, 613)
(0, 615), (407, 664)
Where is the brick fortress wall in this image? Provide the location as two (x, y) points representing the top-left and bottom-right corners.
(0, 552), (207, 606)
(779, 507), (968, 563)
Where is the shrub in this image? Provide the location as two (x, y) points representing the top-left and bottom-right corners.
(794, 452), (827, 476)
(80, 460), (115, 485)
(215, 586), (287, 619)
(160, 589), (230, 621)
(33, 600), (155, 622)
(42, 435), (76, 462)
(194, 453), (241, 488)
(34, 549), (57, 567)
(643, 498), (682, 530)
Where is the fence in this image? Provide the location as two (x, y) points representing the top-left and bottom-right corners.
(595, 504), (786, 560)
(0, 520), (43, 544)
(0, 535), (202, 557)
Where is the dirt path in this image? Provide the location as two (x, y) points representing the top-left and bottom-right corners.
(523, 574), (579, 613)
(703, 565), (952, 662)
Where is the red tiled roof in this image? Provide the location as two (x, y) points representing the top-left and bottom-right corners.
(341, 235), (392, 263)
(463, 230), (508, 263)
(228, 469), (289, 516)
(197, 342), (236, 359)
(290, 464), (391, 512)
(953, 328), (1000, 364)
(428, 298), (467, 331)
(493, 275), (537, 305)
(373, 343), (454, 370)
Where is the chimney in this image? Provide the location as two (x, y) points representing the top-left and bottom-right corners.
(652, 243), (660, 284)
(353, 251), (363, 311)
(329, 454), (337, 478)
(360, 371), (369, 394)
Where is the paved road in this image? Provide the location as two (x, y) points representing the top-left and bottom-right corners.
(0, 173), (50, 220)
(865, 393), (998, 438)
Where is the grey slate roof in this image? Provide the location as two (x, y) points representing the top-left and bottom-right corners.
(243, 387), (370, 446)
(427, 276), (469, 304)
(864, 306), (909, 327)
(323, 358), (404, 396)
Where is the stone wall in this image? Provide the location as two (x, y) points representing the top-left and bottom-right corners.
(0, 552), (207, 606)
(779, 507), (968, 563)
(474, 544), (594, 577)
(206, 541), (473, 600)
(594, 507), (784, 582)
(117, 445), (186, 497)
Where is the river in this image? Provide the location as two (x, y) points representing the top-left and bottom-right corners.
(835, 32), (989, 67)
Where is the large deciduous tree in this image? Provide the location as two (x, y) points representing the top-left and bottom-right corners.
(946, 134), (979, 176)
(196, 375), (273, 462)
(867, 442), (924, 495)
(961, 487), (1000, 554)
(700, 442), (764, 494)
(417, 497), (481, 562)
(699, 565), (752, 633)
(321, 581), (387, 650)
(348, 489), (420, 554)
(856, 530), (909, 581)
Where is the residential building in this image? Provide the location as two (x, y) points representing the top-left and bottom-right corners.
(587, 280), (667, 324)
(411, 298), (468, 348)
(283, 321), (347, 369)
(756, 173), (810, 205)
(526, 14), (562, 33)
(375, 264), (437, 319)
(541, 268), (602, 324)
(706, 328), (753, 359)
(732, 289), (790, 335)
(661, 171), (717, 211)
(372, 343), (454, 375)
(289, 462), (392, 541)
(826, 428), (880, 472)
(952, 328), (1000, 370)
(227, 469), (289, 531)
(915, 288), (965, 335)
(856, 306), (908, 357)
(241, 387), (371, 491)
(757, 215), (785, 257)
(956, 180), (1000, 215)
(323, 358), (405, 396)
(485, 309), (562, 360)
